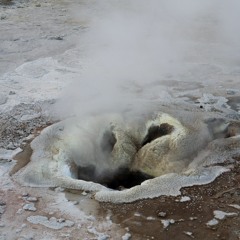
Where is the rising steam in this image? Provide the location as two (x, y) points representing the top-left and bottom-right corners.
(59, 0), (240, 117)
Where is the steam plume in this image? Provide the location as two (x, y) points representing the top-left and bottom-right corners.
(63, 0), (240, 116)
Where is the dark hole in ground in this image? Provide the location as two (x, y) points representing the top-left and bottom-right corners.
(76, 127), (153, 189)
(141, 123), (174, 146)
(103, 168), (153, 190)
(78, 165), (153, 190)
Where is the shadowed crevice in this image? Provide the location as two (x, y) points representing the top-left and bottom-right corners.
(78, 165), (153, 190)
(141, 123), (174, 146)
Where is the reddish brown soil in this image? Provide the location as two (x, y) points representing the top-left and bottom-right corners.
(101, 158), (240, 240)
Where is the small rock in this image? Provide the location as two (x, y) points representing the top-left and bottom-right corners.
(17, 130), (24, 135)
(81, 191), (87, 196)
(23, 203), (36, 212)
(58, 218), (65, 223)
(7, 142), (16, 150)
(146, 216), (155, 221)
(54, 187), (65, 192)
(0, 206), (6, 215)
(86, 215), (96, 221)
(177, 219), (185, 222)
(22, 193), (29, 197)
(26, 197), (38, 202)
(214, 210), (238, 220)
(122, 233), (132, 240)
(0, 201), (6, 206)
(49, 36), (64, 41)
(87, 227), (109, 240)
(157, 212), (167, 218)
(23, 134), (34, 141)
(35, 3), (41, 7)
(228, 204), (240, 210)
(183, 231), (194, 238)
(16, 209), (24, 214)
(134, 212), (141, 217)
(72, 201), (79, 205)
(60, 233), (71, 238)
(102, 216), (110, 224)
(206, 218), (219, 227)
(16, 228), (22, 233)
(0, 223), (5, 227)
(161, 219), (175, 229)
(179, 196), (191, 202)
(189, 217), (197, 221)
(9, 91), (16, 95)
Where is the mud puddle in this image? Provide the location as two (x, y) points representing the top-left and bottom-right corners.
(64, 189), (102, 217)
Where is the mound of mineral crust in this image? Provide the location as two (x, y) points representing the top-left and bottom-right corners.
(12, 111), (239, 203)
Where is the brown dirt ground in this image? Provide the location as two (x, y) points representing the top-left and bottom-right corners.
(100, 157), (240, 240)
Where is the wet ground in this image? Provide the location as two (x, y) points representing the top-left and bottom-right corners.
(101, 158), (240, 240)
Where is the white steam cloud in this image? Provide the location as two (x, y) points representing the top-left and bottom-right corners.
(62, 0), (240, 117)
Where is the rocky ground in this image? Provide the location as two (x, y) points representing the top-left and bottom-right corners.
(0, 0), (240, 239)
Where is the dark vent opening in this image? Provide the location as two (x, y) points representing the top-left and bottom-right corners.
(141, 123), (174, 146)
(78, 166), (153, 190)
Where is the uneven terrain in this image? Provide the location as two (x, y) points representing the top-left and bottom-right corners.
(0, 1), (240, 239)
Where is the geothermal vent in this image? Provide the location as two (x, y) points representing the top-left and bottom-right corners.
(13, 112), (239, 203)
